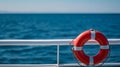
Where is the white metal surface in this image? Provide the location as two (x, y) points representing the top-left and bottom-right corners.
(57, 44), (60, 67)
(0, 64), (57, 67)
(0, 39), (120, 45)
(59, 63), (120, 66)
(0, 63), (120, 67)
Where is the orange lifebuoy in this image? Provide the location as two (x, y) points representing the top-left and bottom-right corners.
(72, 29), (109, 66)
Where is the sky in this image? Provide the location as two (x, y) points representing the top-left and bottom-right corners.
(0, 0), (120, 13)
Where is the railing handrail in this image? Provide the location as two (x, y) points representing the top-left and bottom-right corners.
(0, 63), (120, 67)
(0, 39), (120, 45)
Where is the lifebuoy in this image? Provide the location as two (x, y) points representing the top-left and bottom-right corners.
(72, 29), (109, 66)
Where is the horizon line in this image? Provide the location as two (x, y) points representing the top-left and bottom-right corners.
(0, 11), (120, 14)
(0, 12), (120, 14)
(0, 10), (120, 14)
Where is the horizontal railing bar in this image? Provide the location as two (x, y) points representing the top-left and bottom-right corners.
(0, 64), (57, 67)
(0, 39), (120, 45)
(60, 63), (120, 66)
(0, 63), (120, 67)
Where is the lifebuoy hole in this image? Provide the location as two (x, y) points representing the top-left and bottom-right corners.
(83, 41), (100, 56)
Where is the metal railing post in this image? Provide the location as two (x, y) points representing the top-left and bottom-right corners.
(57, 44), (60, 67)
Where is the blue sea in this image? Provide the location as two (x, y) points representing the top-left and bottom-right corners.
(0, 14), (120, 66)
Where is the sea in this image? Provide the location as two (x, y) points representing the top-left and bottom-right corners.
(0, 13), (120, 66)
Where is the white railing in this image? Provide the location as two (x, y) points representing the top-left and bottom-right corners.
(0, 39), (120, 67)
(0, 39), (120, 45)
